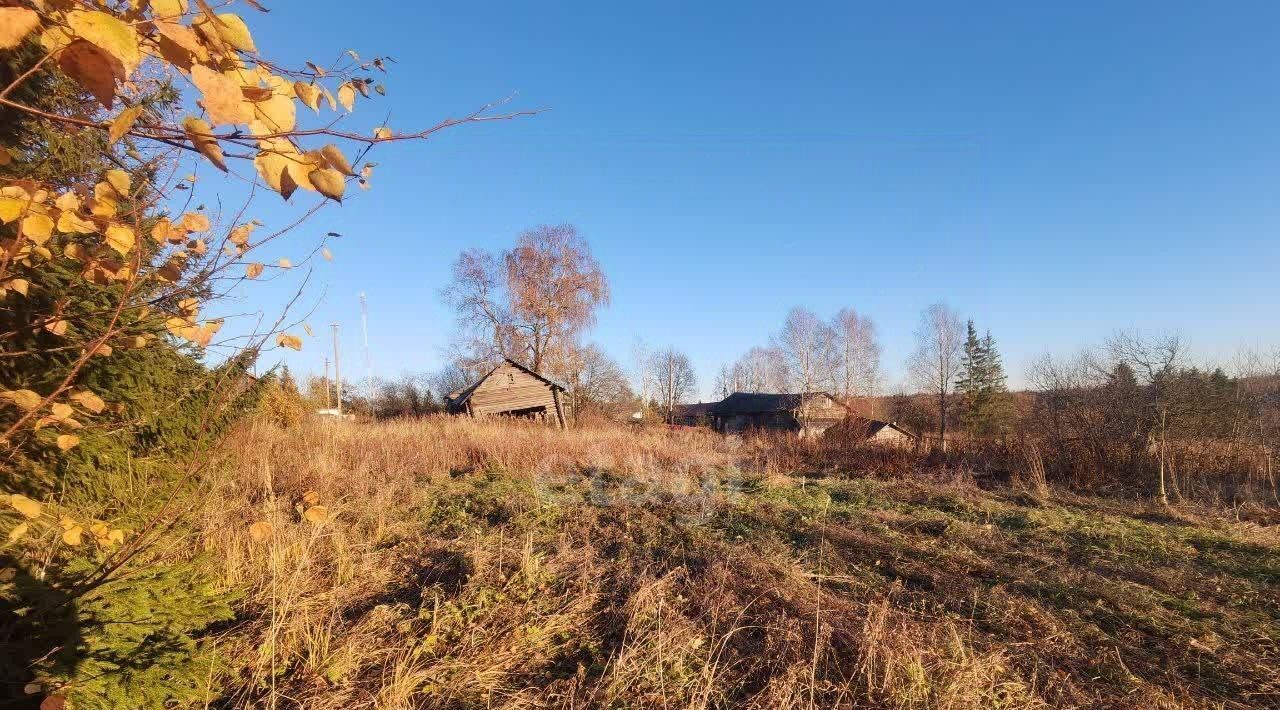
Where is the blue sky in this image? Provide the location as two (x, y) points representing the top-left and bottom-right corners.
(205, 0), (1280, 397)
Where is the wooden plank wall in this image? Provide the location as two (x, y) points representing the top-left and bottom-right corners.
(468, 363), (559, 416)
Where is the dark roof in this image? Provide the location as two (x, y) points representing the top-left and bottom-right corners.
(712, 392), (836, 415)
(671, 402), (717, 418)
(445, 357), (565, 408)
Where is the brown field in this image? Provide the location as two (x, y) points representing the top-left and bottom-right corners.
(195, 416), (1280, 709)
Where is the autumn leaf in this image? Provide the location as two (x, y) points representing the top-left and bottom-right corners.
(193, 65), (253, 126)
(8, 494), (42, 519)
(277, 258), (291, 269)
(0, 8), (41, 50)
(337, 83), (355, 112)
(105, 169), (131, 197)
(105, 223), (136, 255)
(45, 319), (68, 336)
(70, 390), (106, 414)
(246, 262), (263, 279)
(56, 434), (80, 451)
(309, 168), (345, 202)
(229, 223), (255, 245)
(184, 116), (227, 171)
(150, 0), (189, 20)
(211, 13), (256, 52)
(320, 144), (355, 176)
(181, 212), (211, 232)
(3, 390), (43, 412)
(8, 522), (29, 542)
(294, 81), (320, 112)
(302, 490), (320, 506)
(67, 10), (141, 74)
(8, 279), (29, 296)
(50, 403), (73, 421)
(62, 525), (84, 546)
(322, 247), (333, 261)
(374, 126), (392, 140)
(21, 214), (53, 245)
(0, 198), (24, 223)
(58, 40), (123, 109)
(108, 106), (143, 145)
(303, 505), (328, 523)
(276, 333), (302, 351)
(56, 211), (96, 234)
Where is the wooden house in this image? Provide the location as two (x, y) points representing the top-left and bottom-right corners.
(670, 401), (717, 426)
(444, 358), (567, 428)
(826, 415), (919, 447)
(710, 392), (846, 437)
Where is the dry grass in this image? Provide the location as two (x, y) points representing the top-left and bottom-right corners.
(192, 416), (1280, 708)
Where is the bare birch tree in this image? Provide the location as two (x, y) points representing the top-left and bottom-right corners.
(648, 347), (698, 422)
(907, 303), (964, 448)
(831, 307), (882, 398)
(774, 306), (835, 393)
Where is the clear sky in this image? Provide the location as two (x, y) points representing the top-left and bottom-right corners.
(208, 0), (1280, 397)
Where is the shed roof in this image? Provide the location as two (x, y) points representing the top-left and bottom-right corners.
(828, 416), (918, 441)
(445, 357), (565, 408)
(712, 392), (836, 415)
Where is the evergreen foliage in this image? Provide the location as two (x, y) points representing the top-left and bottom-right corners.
(955, 320), (1014, 435)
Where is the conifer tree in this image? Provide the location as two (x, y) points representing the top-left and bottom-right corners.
(956, 321), (1014, 435)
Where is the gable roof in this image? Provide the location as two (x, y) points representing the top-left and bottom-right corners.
(829, 416), (918, 441)
(445, 357), (565, 408)
(671, 401), (717, 418)
(712, 391), (838, 415)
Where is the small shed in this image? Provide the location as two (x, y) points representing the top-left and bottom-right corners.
(670, 401), (717, 426)
(828, 416), (919, 447)
(711, 392), (847, 438)
(444, 358), (567, 428)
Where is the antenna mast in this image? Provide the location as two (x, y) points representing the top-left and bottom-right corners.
(359, 291), (373, 381)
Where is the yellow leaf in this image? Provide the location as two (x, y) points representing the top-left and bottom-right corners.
(50, 403), (74, 420)
(56, 211), (96, 234)
(108, 105), (142, 145)
(294, 81), (320, 112)
(321, 86), (336, 111)
(276, 258), (291, 269)
(45, 319), (68, 336)
(309, 168), (345, 202)
(192, 65), (253, 126)
(56, 434), (80, 451)
(246, 262), (263, 279)
(67, 10), (141, 74)
(150, 0), (188, 20)
(181, 212), (210, 232)
(8, 522), (29, 542)
(0, 198), (24, 223)
(183, 116), (227, 172)
(252, 92), (296, 133)
(62, 525), (84, 546)
(107, 528), (125, 544)
(55, 192), (81, 212)
(8, 494), (42, 519)
(70, 390), (106, 414)
(3, 390), (42, 412)
(21, 214), (53, 244)
(337, 83), (355, 112)
(302, 490), (320, 506)
(229, 223), (255, 244)
(320, 144), (355, 176)
(321, 247), (332, 261)
(0, 8), (40, 50)
(106, 169), (131, 197)
(248, 521), (272, 542)
(276, 333), (302, 351)
(9, 279), (29, 296)
(212, 13), (256, 52)
(303, 505), (328, 523)
(105, 223), (136, 255)
(40, 26), (72, 53)
(374, 126), (392, 140)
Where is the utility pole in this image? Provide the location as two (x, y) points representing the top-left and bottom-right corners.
(359, 291), (373, 381)
(331, 323), (342, 416)
(322, 356), (331, 409)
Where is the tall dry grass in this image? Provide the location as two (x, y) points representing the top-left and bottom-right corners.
(193, 416), (1050, 708)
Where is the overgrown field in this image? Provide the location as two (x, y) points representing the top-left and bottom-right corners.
(196, 417), (1279, 709)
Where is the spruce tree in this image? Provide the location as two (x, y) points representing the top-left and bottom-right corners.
(956, 321), (1013, 435)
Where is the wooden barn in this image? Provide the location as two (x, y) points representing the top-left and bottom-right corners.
(826, 416), (919, 448)
(710, 392), (847, 438)
(444, 358), (567, 428)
